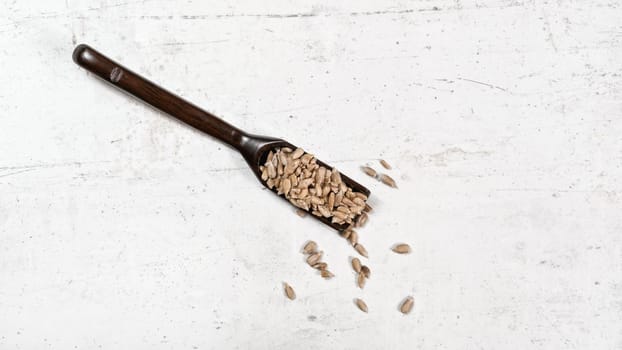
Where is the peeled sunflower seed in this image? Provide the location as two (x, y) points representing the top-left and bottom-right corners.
(322, 185), (331, 197)
(348, 231), (359, 245)
(331, 170), (342, 184)
(282, 178), (292, 195)
(361, 166), (377, 178)
(354, 192), (368, 201)
(355, 298), (368, 313)
(340, 229), (352, 240)
(341, 197), (355, 207)
(303, 241), (317, 254)
(392, 243), (411, 254)
(352, 197), (365, 206)
(306, 251), (323, 265)
(318, 205), (331, 218)
(357, 272), (366, 289)
(351, 257), (362, 273)
(300, 153), (313, 164)
(267, 162), (277, 178)
(295, 209), (307, 218)
(356, 212), (368, 227)
(291, 148), (304, 159)
(400, 296), (414, 314)
(278, 151), (288, 166)
(320, 270), (334, 279)
(379, 159), (392, 170)
(261, 167), (268, 181)
(284, 283), (296, 300)
(354, 243), (368, 258)
(332, 210), (347, 221)
(312, 262), (328, 270)
(316, 167), (326, 184)
(361, 265), (371, 278)
(379, 174), (397, 188)
(336, 206), (349, 214)
(364, 203), (373, 212)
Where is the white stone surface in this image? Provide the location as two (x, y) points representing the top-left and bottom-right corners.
(1, 0), (621, 349)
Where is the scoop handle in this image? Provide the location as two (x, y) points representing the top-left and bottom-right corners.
(72, 44), (245, 149)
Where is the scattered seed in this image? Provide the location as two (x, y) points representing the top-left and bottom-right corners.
(361, 166), (377, 178)
(306, 251), (323, 265)
(379, 159), (392, 170)
(392, 243), (411, 254)
(356, 212), (368, 227)
(400, 296), (414, 314)
(355, 298), (368, 313)
(320, 270), (334, 279)
(348, 231), (359, 245)
(340, 229), (352, 240)
(361, 265), (371, 279)
(354, 243), (368, 258)
(357, 272), (366, 288)
(296, 209), (307, 218)
(303, 241), (317, 254)
(379, 174), (397, 188)
(284, 283), (296, 300)
(351, 257), (362, 273)
(312, 262), (327, 270)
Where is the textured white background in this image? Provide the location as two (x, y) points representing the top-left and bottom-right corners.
(1, 0), (621, 349)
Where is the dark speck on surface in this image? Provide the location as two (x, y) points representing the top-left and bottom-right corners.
(307, 315), (317, 321)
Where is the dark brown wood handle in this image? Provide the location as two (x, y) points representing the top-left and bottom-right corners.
(72, 44), (245, 149)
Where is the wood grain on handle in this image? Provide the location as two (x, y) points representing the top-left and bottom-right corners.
(72, 44), (245, 149)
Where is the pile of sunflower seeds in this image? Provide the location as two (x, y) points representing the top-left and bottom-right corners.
(260, 147), (370, 226)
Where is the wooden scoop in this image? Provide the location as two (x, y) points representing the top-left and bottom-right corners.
(72, 44), (370, 231)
